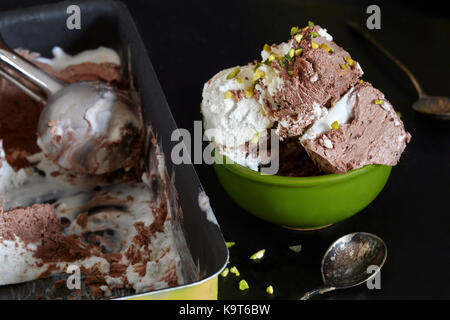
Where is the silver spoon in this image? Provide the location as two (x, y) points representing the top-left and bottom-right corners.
(300, 232), (387, 300)
(0, 35), (142, 175)
(347, 21), (450, 120)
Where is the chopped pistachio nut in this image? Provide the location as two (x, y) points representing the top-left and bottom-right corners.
(226, 67), (240, 80)
(331, 121), (339, 130)
(261, 108), (267, 116)
(345, 56), (354, 66)
(308, 20), (315, 26)
(288, 48), (295, 59)
(226, 241), (236, 248)
(374, 99), (384, 104)
(311, 41), (319, 49)
(290, 26), (299, 36)
(266, 285), (274, 295)
(295, 48), (303, 56)
(244, 87), (254, 99)
(250, 132), (260, 144)
(294, 33), (304, 43)
(252, 69), (265, 83)
(268, 54), (277, 62)
(279, 57), (289, 68)
(221, 268), (229, 277)
(230, 266), (240, 276)
(289, 244), (302, 253)
(253, 61), (262, 71)
(397, 111), (402, 118)
(319, 43), (331, 53)
(288, 70), (294, 76)
(310, 31), (318, 38)
(224, 91), (233, 99)
(263, 43), (271, 52)
(236, 78), (243, 84)
(250, 249), (266, 260)
(239, 280), (249, 290)
(340, 64), (348, 69)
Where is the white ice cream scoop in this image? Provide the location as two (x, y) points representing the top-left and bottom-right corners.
(0, 35), (142, 175)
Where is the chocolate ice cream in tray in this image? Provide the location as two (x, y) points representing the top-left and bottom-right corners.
(0, 0), (227, 299)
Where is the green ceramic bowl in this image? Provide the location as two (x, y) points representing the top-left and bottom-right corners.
(214, 158), (392, 229)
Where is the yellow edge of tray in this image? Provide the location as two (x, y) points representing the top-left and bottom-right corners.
(125, 276), (218, 300)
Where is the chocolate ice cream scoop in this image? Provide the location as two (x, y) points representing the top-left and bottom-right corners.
(0, 35), (142, 175)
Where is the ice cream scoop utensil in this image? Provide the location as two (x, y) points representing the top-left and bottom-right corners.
(300, 232), (387, 300)
(347, 21), (450, 120)
(0, 34), (142, 174)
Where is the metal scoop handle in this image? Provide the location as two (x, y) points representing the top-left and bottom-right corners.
(0, 34), (63, 97)
(0, 67), (45, 103)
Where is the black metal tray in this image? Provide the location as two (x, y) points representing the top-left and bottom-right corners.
(0, 0), (227, 299)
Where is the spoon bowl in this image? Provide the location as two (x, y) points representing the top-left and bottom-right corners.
(300, 232), (387, 299)
(321, 232), (387, 288)
(412, 95), (450, 120)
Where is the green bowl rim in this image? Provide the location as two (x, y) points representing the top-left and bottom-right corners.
(215, 155), (391, 187)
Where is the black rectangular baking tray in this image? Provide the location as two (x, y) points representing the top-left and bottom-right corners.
(0, 0), (228, 300)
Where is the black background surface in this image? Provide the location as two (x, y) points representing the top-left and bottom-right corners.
(0, 0), (449, 299)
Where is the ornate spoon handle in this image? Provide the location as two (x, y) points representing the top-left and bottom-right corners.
(347, 21), (426, 99)
(299, 286), (336, 300)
